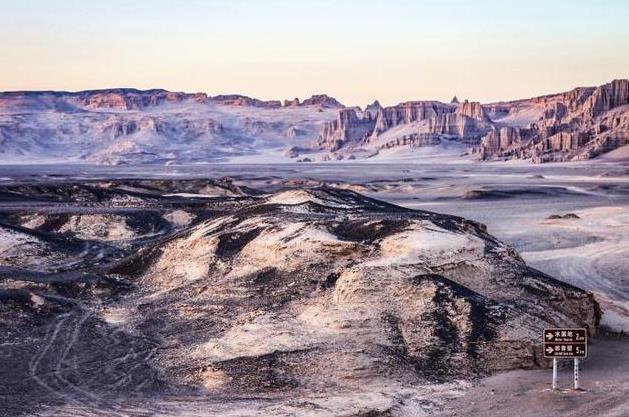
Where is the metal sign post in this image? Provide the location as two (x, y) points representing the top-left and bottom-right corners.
(543, 328), (587, 391)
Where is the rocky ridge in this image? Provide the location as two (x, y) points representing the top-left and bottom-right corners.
(0, 179), (601, 416)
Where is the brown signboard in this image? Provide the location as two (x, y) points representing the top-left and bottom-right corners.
(543, 328), (587, 358)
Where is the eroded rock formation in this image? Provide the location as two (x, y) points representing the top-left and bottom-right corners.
(209, 94), (282, 108)
(300, 94), (345, 108)
(315, 79), (629, 162)
(365, 100), (383, 118)
(316, 108), (376, 150)
(478, 79), (629, 162)
(283, 97), (300, 107)
(318, 100), (494, 151)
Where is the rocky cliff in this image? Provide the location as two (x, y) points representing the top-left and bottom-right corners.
(0, 88), (209, 112)
(209, 94), (282, 108)
(364, 100), (382, 118)
(313, 79), (629, 163)
(82, 89), (209, 110)
(300, 94), (345, 108)
(317, 99), (494, 153)
(477, 79), (629, 162)
(283, 97), (301, 107)
(316, 108), (376, 151)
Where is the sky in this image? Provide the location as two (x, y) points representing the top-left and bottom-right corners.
(1, 0), (628, 106)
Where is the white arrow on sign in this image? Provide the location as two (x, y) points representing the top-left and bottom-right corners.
(546, 346), (554, 354)
(546, 333), (554, 340)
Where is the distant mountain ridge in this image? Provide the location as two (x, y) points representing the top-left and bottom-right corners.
(0, 80), (627, 164)
(0, 89), (344, 111)
(0, 89), (343, 164)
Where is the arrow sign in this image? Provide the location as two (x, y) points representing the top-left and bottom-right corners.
(543, 328), (587, 358)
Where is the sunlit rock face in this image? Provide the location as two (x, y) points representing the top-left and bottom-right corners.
(477, 79), (629, 162)
(316, 80), (629, 162)
(317, 99), (494, 152)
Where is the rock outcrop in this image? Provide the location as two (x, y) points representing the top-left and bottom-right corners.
(209, 94), (282, 108)
(102, 116), (224, 140)
(364, 100), (383, 117)
(477, 79), (629, 162)
(317, 100), (494, 152)
(300, 94), (344, 108)
(377, 133), (442, 149)
(475, 127), (524, 160)
(283, 97), (300, 107)
(0, 89), (209, 112)
(371, 101), (452, 134)
(583, 79), (629, 117)
(81, 89), (209, 110)
(456, 100), (489, 120)
(0, 181), (600, 416)
(316, 108), (376, 151)
(313, 79), (629, 161)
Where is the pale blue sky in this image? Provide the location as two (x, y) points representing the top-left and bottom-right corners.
(1, 0), (627, 105)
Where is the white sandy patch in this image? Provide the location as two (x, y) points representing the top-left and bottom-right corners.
(237, 222), (355, 269)
(366, 222), (485, 267)
(40, 379), (470, 417)
(151, 238), (217, 284)
(100, 306), (133, 326)
(0, 227), (40, 254)
(18, 214), (47, 230)
(188, 216), (238, 241)
(163, 210), (194, 227)
(264, 189), (351, 208)
(598, 144), (629, 161)
(30, 293), (45, 308)
(197, 313), (317, 361)
(59, 214), (137, 241)
(491, 104), (544, 127)
(0, 227), (57, 269)
(143, 218), (238, 288)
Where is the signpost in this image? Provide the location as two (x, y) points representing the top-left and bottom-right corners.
(543, 328), (587, 390)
